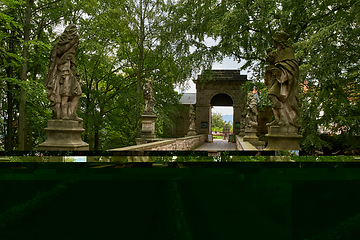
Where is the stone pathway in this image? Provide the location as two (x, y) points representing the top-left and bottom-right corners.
(195, 138), (236, 151)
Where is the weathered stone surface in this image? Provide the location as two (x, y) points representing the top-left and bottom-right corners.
(111, 135), (207, 158)
(265, 31), (300, 128)
(143, 78), (155, 115)
(38, 120), (89, 150)
(265, 125), (302, 150)
(186, 104), (196, 136)
(44, 24), (82, 122)
(264, 31), (302, 150)
(242, 93), (266, 149)
(194, 70), (248, 136)
(137, 114), (157, 144)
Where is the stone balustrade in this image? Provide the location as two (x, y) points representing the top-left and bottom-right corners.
(235, 135), (258, 151)
(109, 134), (207, 152)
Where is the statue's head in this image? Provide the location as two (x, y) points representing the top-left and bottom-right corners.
(59, 24), (78, 44)
(273, 31), (291, 48)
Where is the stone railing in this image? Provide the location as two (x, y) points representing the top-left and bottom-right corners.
(109, 134), (207, 151)
(235, 135), (258, 151)
(107, 135), (207, 162)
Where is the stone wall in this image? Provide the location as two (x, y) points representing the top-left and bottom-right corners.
(163, 104), (190, 138)
(109, 134), (207, 152)
(149, 134), (206, 150)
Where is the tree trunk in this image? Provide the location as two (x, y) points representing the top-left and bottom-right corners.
(94, 128), (99, 151)
(135, 0), (145, 138)
(136, 0), (145, 98)
(18, 0), (32, 150)
(5, 30), (15, 151)
(5, 74), (13, 151)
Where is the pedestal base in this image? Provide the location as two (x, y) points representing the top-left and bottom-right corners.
(186, 129), (197, 136)
(265, 125), (302, 150)
(243, 129), (259, 142)
(141, 114), (157, 139)
(38, 120), (89, 151)
(243, 129), (266, 150)
(238, 129), (245, 137)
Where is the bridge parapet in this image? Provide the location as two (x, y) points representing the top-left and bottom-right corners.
(109, 134), (207, 152)
(235, 135), (258, 151)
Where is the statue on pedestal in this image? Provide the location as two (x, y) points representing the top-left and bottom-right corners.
(137, 78), (157, 143)
(39, 24), (88, 151)
(143, 78), (155, 115)
(265, 31), (299, 127)
(264, 31), (302, 150)
(44, 24), (82, 122)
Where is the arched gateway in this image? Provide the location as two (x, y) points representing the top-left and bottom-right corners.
(194, 70), (248, 135)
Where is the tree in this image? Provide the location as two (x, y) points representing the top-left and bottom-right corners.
(211, 112), (226, 132)
(182, 0), (360, 152)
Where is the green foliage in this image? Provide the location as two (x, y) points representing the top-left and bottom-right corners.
(1, 0), (359, 153)
(64, 157), (75, 162)
(187, 0), (360, 153)
(211, 112), (226, 131)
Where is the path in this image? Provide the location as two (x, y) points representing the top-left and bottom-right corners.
(195, 138), (236, 151)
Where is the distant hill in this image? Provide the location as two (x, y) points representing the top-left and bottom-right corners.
(222, 115), (233, 124)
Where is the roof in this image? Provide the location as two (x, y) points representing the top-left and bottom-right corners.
(196, 70), (248, 81)
(179, 93), (196, 104)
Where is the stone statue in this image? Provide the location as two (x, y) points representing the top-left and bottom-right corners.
(186, 104), (196, 136)
(245, 92), (258, 130)
(44, 24), (82, 122)
(265, 31), (299, 127)
(239, 103), (246, 137)
(143, 78), (155, 115)
(188, 104), (195, 130)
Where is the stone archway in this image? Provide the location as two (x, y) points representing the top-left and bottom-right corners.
(194, 70), (248, 135)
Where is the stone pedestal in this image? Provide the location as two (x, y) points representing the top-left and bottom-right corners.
(186, 129), (197, 136)
(137, 114), (157, 144)
(238, 129), (245, 137)
(265, 125), (302, 150)
(243, 128), (259, 142)
(38, 120), (89, 151)
(243, 128), (266, 150)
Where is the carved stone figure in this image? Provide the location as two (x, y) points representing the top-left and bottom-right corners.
(188, 104), (196, 130)
(44, 24), (82, 122)
(245, 92), (258, 130)
(239, 104), (246, 137)
(265, 31), (299, 127)
(186, 104), (196, 136)
(143, 79), (155, 115)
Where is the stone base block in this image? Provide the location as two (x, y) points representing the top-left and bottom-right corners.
(38, 120), (89, 151)
(248, 140), (266, 150)
(238, 129), (245, 137)
(243, 129), (259, 142)
(265, 125), (302, 150)
(141, 114), (157, 140)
